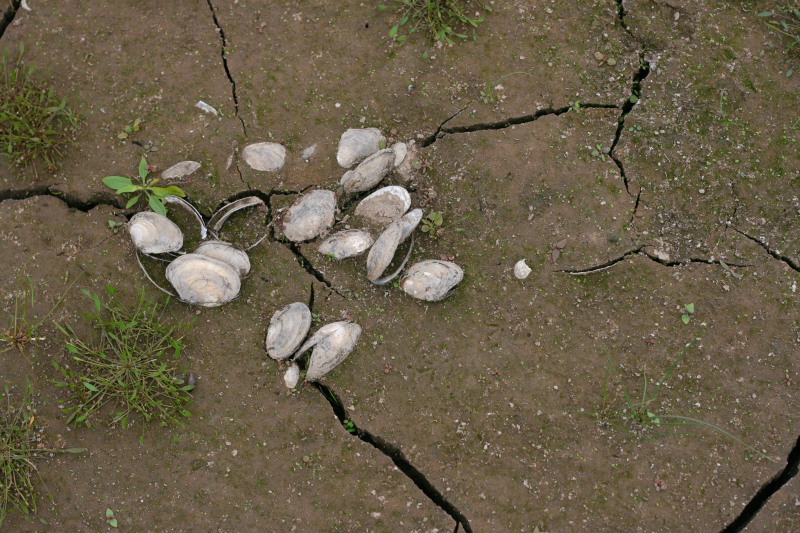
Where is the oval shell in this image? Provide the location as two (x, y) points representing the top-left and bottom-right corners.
(128, 212), (183, 254)
(365, 209), (421, 282)
(337, 128), (385, 168)
(194, 240), (251, 278)
(514, 259), (531, 280)
(284, 363), (301, 389)
(282, 190), (336, 242)
(318, 229), (374, 260)
(266, 302), (312, 360)
(242, 142), (287, 172)
(353, 186), (411, 227)
(340, 148), (395, 194)
(391, 142), (408, 167)
(400, 260), (464, 302)
(166, 254), (241, 307)
(161, 160), (201, 180)
(295, 321), (362, 382)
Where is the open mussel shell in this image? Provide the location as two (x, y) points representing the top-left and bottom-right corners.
(353, 186), (411, 228)
(337, 128), (385, 168)
(266, 302), (312, 360)
(400, 260), (464, 302)
(128, 212), (183, 254)
(366, 208), (422, 283)
(208, 196), (266, 235)
(340, 148), (395, 194)
(294, 321), (362, 382)
(281, 189), (336, 242)
(317, 229), (374, 260)
(166, 253), (241, 307)
(194, 240), (251, 278)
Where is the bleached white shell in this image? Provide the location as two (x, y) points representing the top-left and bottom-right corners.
(340, 149), (395, 194)
(337, 128), (385, 168)
(400, 260), (464, 302)
(128, 212), (183, 254)
(194, 240), (251, 278)
(242, 142), (287, 172)
(354, 186), (411, 227)
(161, 161), (201, 180)
(166, 254), (241, 307)
(396, 208), (422, 241)
(282, 190), (336, 242)
(366, 209), (421, 282)
(284, 363), (301, 389)
(318, 229), (374, 260)
(391, 142), (408, 167)
(266, 302), (312, 360)
(294, 321), (362, 382)
(514, 259), (531, 280)
(395, 140), (418, 182)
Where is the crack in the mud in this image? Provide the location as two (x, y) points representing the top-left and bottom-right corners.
(0, 186), (118, 213)
(0, 0), (21, 40)
(313, 383), (473, 533)
(558, 246), (751, 275)
(732, 228), (800, 273)
(720, 433), (800, 533)
(206, 0), (246, 135)
(421, 103), (619, 147)
(286, 242), (345, 297)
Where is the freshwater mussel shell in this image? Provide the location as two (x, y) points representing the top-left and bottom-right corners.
(128, 212), (183, 254)
(337, 128), (385, 168)
(266, 302), (312, 361)
(194, 240), (251, 279)
(340, 148), (395, 194)
(166, 253), (241, 307)
(400, 260), (464, 302)
(281, 190), (336, 242)
(294, 321), (362, 382)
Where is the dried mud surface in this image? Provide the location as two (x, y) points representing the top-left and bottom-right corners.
(0, 1), (798, 532)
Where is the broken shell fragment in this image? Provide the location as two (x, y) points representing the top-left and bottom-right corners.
(128, 212), (183, 254)
(366, 209), (421, 283)
(166, 253), (241, 307)
(284, 363), (301, 389)
(337, 128), (385, 168)
(281, 190), (336, 242)
(317, 229), (374, 260)
(208, 196), (266, 234)
(194, 240), (251, 278)
(242, 142), (287, 172)
(514, 259), (531, 280)
(400, 260), (464, 302)
(161, 160), (201, 180)
(354, 186), (411, 227)
(340, 148), (395, 194)
(266, 302), (312, 360)
(391, 142), (408, 167)
(294, 321), (362, 382)
(395, 208), (423, 241)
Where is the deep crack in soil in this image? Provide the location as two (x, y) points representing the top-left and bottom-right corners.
(732, 228), (800, 274)
(557, 245), (751, 275)
(206, 0), (246, 135)
(0, 0), (21, 40)
(0, 185), (118, 212)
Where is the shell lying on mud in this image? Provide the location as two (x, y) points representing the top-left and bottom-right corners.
(161, 160), (201, 180)
(284, 363), (301, 389)
(166, 254), (241, 307)
(400, 260), (464, 302)
(208, 196), (266, 234)
(514, 259), (531, 280)
(128, 212), (183, 254)
(266, 302), (312, 360)
(340, 148), (395, 194)
(294, 321), (362, 382)
(282, 190), (336, 242)
(337, 128), (385, 168)
(194, 240), (251, 278)
(365, 209), (421, 283)
(395, 141), (419, 182)
(242, 142), (287, 172)
(391, 142), (408, 167)
(353, 186), (411, 227)
(317, 229), (374, 260)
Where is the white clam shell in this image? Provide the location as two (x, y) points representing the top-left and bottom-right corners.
(194, 240), (251, 279)
(395, 141), (418, 182)
(282, 190), (336, 242)
(318, 229), (374, 260)
(128, 212), (183, 254)
(242, 142), (287, 172)
(266, 302), (312, 361)
(295, 321), (362, 382)
(400, 260), (464, 302)
(284, 363), (301, 389)
(391, 142), (408, 167)
(161, 160), (201, 180)
(340, 148), (395, 194)
(166, 254), (241, 307)
(514, 259), (531, 280)
(337, 128), (385, 168)
(354, 186), (411, 227)
(366, 209), (422, 282)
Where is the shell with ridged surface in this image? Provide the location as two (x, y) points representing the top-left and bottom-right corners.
(400, 260), (464, 302)
(281, 190), (336, 242)
(266, 302), (312, 361)
(293, 321), (362, 382)
(317, 229), (374, 260)
(353, 186), (411, 228)
(165, 254), (241, 307)
(128, 212), (183, 254)
(340, 148), (395, 194)
(194, 240), (251, 278)
(337, 128), (385, 168)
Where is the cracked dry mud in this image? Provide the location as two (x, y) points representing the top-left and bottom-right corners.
(0, 1), (798, 532)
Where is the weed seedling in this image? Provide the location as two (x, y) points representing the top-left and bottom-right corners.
(103, 156), (186, 215)
(117, 118), (142, 140)
(759, 6), (800, 77)
(379, 0), (492, 44)
(421, 211), (444, 237)
(681, 302), (695, 324)
(107, 220), (124, 234)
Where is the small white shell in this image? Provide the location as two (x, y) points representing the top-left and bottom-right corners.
(391, 142), (408, 167)
(282, 190), (336, 242)
(366, 209), (421, 282)
(194, 240), (251, 278)
(318, 229), (374, 260)
(166, 254), (241, 307)
(400, 260), (464, 302)
(295, 321), (362, 382)
(266, 302), (312, 360)
(242, 142), (287, 172)
(128, 212), (183, 254)
(301, 144), (317, 161)
(284, 363), (301, 389)
(514, 259), (532, 280)
(161, 161), (201, 180)
(396, 208), (423, 241)
(340, 148), (395, 194)
(337, 128), (385, 168)
(354, 186), (411, 227)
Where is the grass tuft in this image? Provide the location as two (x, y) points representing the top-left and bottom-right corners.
(379, 0), (491, 44)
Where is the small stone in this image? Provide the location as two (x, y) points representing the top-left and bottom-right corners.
(242, 142), (287, 172)
(161, 161), (201, 180)
(514, 259), (531, 280)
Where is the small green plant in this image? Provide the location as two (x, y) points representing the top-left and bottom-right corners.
(343, 419), (357, 434)
(102, 156), (186, 215)
(0, 381), (86, 526)
(0, 44), (79, 173)
(759, 6), (800, 77)
(479, 72), (532, 104)
(421, 211), (444, 237)
(107, 220), (124, 234)
(53, 286), (194, 428)
(117, 117), (141, 140)
(379, 0), (491, 44)
(681, 302), (695, 324)
(105, 508), (118, 528)
(587, 144), (609, 161)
